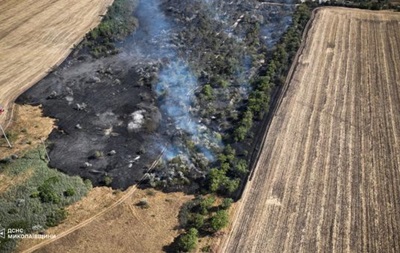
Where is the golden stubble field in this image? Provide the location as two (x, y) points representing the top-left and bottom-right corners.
(0, 0), (113, 128)
(222, 7), (400, 253)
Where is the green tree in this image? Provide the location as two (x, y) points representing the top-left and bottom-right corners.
(210, 210), (229, 232)
(176, 228), (199, 252)
(233, 159), (248, 176)
(223, 178), (240, 194)
(188, 213), (205, 230)
(221, 198), (233, 210)
(234, 126), (248, 142)
(208, 168), (225, 192)
(199, 196), (215, 215)
(224, 145), (236, 162)
(242, 110), (254, 128)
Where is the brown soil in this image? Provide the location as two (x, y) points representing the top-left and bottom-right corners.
(0, 0), (113, 129)
(222, 7), (400, 253)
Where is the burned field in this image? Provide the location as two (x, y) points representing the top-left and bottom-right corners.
(223, 7), (400, 253)
(17, 0), (296, 191)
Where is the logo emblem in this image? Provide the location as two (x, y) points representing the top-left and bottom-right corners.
(0, 229), (5, 239)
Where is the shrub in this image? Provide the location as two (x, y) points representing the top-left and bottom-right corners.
(234, 126), (248, 142)
(38, 177), (61, 204)
(64, 188), (76, 197)
(93, 150), (104, 159)
(176, 228), (199, 252)
(46, 208), (68, 227)
(84, 179), (93, 189)
(136, 198), (150, 209)
(221, 198), (233, 210)
(188, 213), (205, 230)
(202, 84), (214, 99)
(209, 210), (229, 232)
(199, 196), (215, 215)
(30, 191), (40, 198)
(233, 159), (248, 176)
(103, 175), (113, 186)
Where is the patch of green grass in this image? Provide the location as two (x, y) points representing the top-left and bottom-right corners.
(0, 148), (90, 252)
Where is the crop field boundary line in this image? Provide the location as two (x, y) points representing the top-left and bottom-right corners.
(21, 148), (165, 253)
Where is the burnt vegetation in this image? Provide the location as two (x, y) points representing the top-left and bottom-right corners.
(16, 0), (312, 250)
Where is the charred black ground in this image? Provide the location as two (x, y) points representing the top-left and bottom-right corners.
(16, 0), (295, 191)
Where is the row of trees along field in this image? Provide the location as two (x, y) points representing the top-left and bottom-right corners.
(205, 3), (311, 199)
(171, 4), (312, 252)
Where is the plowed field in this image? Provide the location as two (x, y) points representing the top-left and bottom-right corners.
(0, 0), (113, 127)
(223, 7), (400, 253)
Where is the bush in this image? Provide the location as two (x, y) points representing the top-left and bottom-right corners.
(176, 228), (199, 252)
(208, 168), (239, 195)
(103, 175), (113, 186)
(233, 159), (248, 176)
(64, 188), (76, 197)
(199, 196), (215, 215)
(93, 150), (104, 159)
(188, 213), (205, 230)
(136, 198), (150, 209)
(38, 177), (61, 204)
(221, 198), (233, 210)
(202, 84), (214, 99)
(46, 208), (68, 227)
(234, 126), (248, 142)
(209, 210), (229, 232)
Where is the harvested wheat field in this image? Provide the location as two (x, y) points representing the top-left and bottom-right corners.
(222, 7), (400, 253)
(0, 0), (113, 127)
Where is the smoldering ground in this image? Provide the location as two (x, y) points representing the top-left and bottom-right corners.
(17, 0), (295, 191)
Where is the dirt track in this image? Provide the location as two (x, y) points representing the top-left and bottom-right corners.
(222, 7), (400, 253)
(0, 0), (113, 128)
(19, 149), (164, 253)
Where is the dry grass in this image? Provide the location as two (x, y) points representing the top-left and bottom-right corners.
(0, 105), (54, 158)
(17, 188), (193, 253)
(0, 104), (54, 198)
(0, 0), (113, 128)
(222, 7), (400, 253)
(0, 168), (33, 194)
